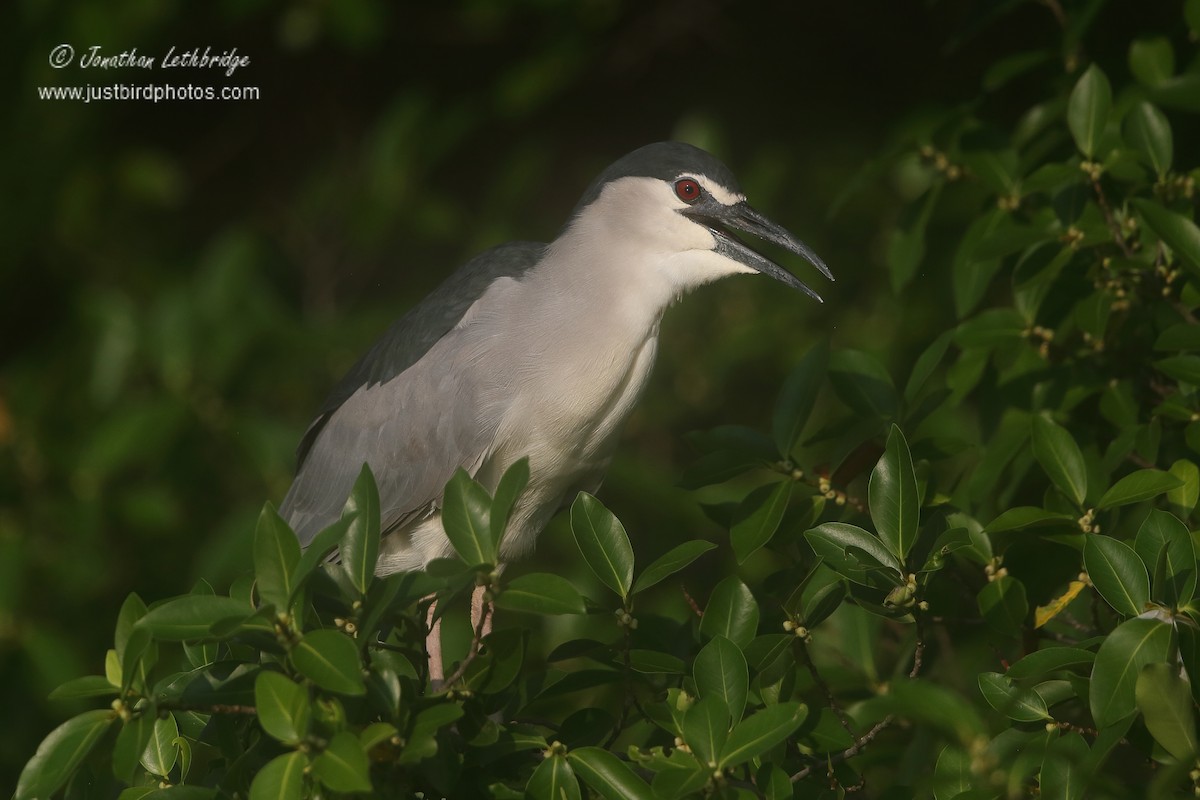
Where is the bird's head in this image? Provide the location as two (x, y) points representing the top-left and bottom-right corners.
(565, 142), (833, 302)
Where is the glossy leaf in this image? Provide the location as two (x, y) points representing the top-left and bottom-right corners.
(1129, 36), (1174, 87)
(566, 746), (654, 800)
(1135, 509), (1197, 609)
(978, 672), (1051, 721)
(1040, 731), (1089, 800)
(570, 492), (634, 599)
(1031, 414), (1087, 506)
(1122, 101), (1172, 176)
(1156, 354), (1200, 385)
(48, 674), (119, 701)
(719, 702), (808, 769)
(253, 503), (301, 611)
(254, 671), (310, 744)
(772, 339), (828, 456)
(112, 712), (154, 784)
(632, 540), (716, 594)
(1136, 662), (1198, 761)
(730, 480), (792, 564)
(1097, 469), (1182, 509)
(1068, 64), (1112, 157)
(1134, 198), (1200, 279)
(340, 464), (380, 596)
(495, 573), (586, 615)
(1090, 617), (1175, 727)
(442, 468), (494, 568)
(311, 731), (372, 793)
(249, 752), (306, 800)
(694, 635), (748, 720)
(1167, 459), (1199, 516)
(135, 595), (252, 640)
(699, 576), (759, 647)
(291, 630), (366, 696)
(288, 516), (353, 600)
(682, 695), (730, 766)
(828, 348), (897, 418)
(1083, 535), (1149, 617)
(985, 506), (1072, 533)
(805, 522), (904, 587)
(1007, 647), (1096, 680)
(490, 457), (529, 551)
(869, 424), (920, 560)
(526, 754), (581, 800)
(140, 713), (179, 777)
(15, 710), (114, 800)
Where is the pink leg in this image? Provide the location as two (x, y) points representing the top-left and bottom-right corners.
(425, 595), (443, 685)
(471, 584), (493, 640)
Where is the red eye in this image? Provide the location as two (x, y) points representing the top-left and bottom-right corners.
(674, 178), (701, 203)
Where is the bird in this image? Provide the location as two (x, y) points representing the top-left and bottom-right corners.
(280, 141), (831, 681)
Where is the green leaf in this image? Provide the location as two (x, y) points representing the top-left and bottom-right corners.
(254, 503), (301, 611)
(490, 457), (529, 552)
(136, 595), (252, 640)
(340, 464), (380, 596)
(495, 572), (586, 615)
(311, 731), (372, 793)
(904, 329), (954, 405)
(570, 492), (635, 599)
(804, 522), (904, 587)
(828, 348), (897, 418)
(1156, 354), (1200, 385)
(632, 540), (716, 594)
(1040, 731), (1089, 800)
(1007, 647), (1096, 680)
(985, 507), (1073, 534)
(1031, 414), (1088, 506)
(291, 630), (366, 696)
(694, 635), (749, 720)
(869, 424), (920, 560)
(1090, 616), (1176, 727)
(699, 576), (759, 647)
(1156, 324), (1200, 352)
(682, 695), (730, 766)
(526, 754), (581, 800)
(249, 752), (306, 800)
(566, 747), (654, 800)
(1122, 102), (1172, 177)
(15, 714), (114, 800)
(628, 649), (685, 674)
(288, 516), (352, 601)
(1068, 64), (1112, 158)
(254, 671), (311, 744)
(1136, 662), (1198, 761)
(1097, 469), (1182, 509)
(1135, 509), (1197, 608)
(934, 745), (972, 800)
(978, 672), (1051, 721)
(1167, 459), (1199, 516)
(719, 702), (807, 769)
(1128, 36), (1175, 87)
(1084, 535), (1150, 617)
(113, 712), (155, 784)
(977, 575), (1028, 637)
(141, 713), (179, 777)
(772, 339), (828, 456)
(1133, 198), (1200, 280)
(730, 480), (792, 564)
(442, 468), (494, 568)
(48, 675), (119, 701)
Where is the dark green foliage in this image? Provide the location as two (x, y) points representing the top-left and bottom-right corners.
(12, 1), (1200, 797)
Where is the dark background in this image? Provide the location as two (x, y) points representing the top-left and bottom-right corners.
(1, 0), (1181, 788)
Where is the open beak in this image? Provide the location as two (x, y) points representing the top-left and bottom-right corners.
(682, 199), (833, 303)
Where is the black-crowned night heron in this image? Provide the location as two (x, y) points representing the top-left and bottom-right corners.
(280, 142), (831, 680)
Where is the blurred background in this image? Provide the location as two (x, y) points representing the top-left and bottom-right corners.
(1, 0), (1183, 788)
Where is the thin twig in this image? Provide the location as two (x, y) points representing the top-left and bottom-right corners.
(795, 640), (856, 737)
(161, 702), (258, 716)
(1092, 178), (1135, 258)
(790, 716), (894, 783)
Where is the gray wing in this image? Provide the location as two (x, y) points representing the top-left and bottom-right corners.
(280, 241), (545, 545)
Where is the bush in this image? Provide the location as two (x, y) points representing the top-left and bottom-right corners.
(16, 2), (1200, 798)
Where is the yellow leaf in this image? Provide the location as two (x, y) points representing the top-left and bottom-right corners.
(1035, 581), (1087, 628)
